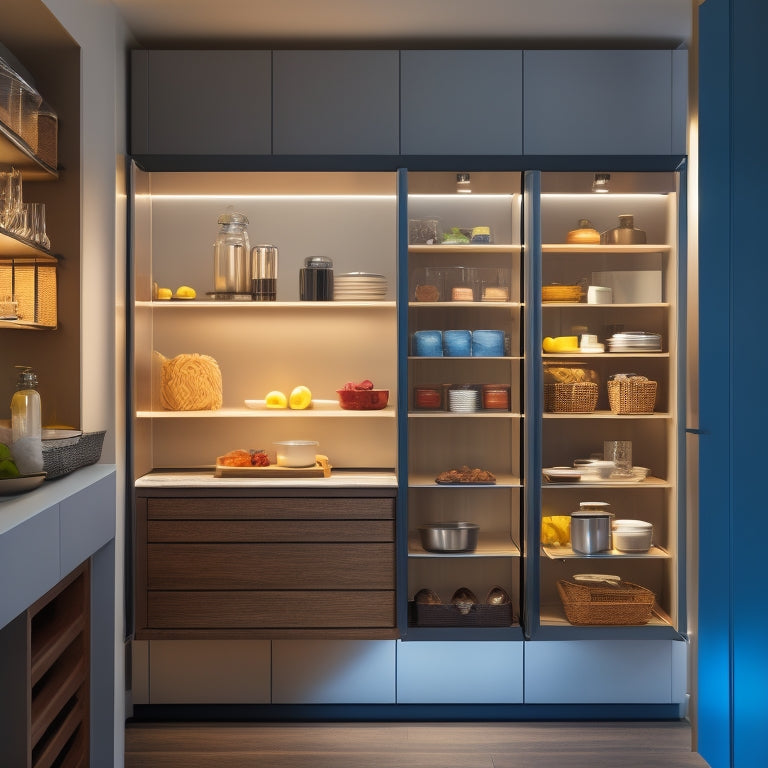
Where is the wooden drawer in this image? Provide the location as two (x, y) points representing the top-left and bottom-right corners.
(147, 519), (394, 543)
(147, 590), (395, 629)
(147, 543), (395, 590)
(147, 497), (395, 521)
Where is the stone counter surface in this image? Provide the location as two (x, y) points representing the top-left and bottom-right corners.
(0, 464), (117, 629)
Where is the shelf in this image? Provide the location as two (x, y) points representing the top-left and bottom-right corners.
(543, 410), (671, 419)
(542, 544), (671, 560)
(541, 243), (671, 254)
(409, 411), (521, 419)
(0, 228), (55, 259)
(409, 244), (520, 254)
(137, 300), (396, 309)
(136, 404), (396, 419)
(542, 476), (670, 489)
(540, 602), (674, 630)
(409, 301), (520, 309)
(542, 353), (670, 359)
(409, 473), (521, 488)
(409, 534), (521, 557)
(0, 120), (58, 180)
(541, 302), (669, 309)
(408, 355), (520, 361)
(0, 318), (56, 330)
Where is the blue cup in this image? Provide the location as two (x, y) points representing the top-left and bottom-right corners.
(413, 330), (443, 357)
(443, 329), (472, 357)
(472, 329), (505, 357)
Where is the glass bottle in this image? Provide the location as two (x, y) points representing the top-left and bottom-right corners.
(213, 212), (251, 297)
(11, 365), (43, 474)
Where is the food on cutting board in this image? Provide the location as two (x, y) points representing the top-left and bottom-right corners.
(218, 449), (270, 467)
(289, 385), (312, 410)
(265, 390), (288, 408)
(436, 466), (496, 484)
(0, 442), (20, 478)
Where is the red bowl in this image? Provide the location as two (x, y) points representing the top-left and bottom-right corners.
(336, 388), (389, 410)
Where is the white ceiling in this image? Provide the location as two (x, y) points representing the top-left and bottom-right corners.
(109, 0), (694, 49)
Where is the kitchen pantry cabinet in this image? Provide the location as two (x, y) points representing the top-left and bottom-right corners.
(528, 170), (685, 639)
(400, 51), (523, 156)
(523, 50), (688, 156)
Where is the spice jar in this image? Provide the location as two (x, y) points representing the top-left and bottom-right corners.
(413, 385), (443, 410)
(482, 384), (511, 411)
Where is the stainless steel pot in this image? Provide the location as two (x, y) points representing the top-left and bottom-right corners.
(418, 522), (479, 552)
(570, 510), (612, 554)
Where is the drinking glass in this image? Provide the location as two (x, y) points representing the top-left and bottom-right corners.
(0, 168), (23, 231)
(29, 202), (50, 249)
(604, 440), (633, 477)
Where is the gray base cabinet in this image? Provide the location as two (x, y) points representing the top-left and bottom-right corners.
(272, 50), (400, 155)
(400, 50), (523, 155)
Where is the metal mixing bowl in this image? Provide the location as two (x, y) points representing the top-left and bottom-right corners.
(418, 522), (479, 552)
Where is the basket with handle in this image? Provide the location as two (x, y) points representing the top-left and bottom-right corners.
(557, 579), (655, 625)
(607, 376), (657, 414)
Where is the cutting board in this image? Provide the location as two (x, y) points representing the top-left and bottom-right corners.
(214, 454), (331, 478)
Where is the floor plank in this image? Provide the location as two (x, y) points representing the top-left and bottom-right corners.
(125, 722), (712, 768)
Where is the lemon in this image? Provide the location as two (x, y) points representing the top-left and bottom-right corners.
(157, 287), (172, 300)
(175, 285), (196, 299)
(265, 390), (288, 409)
(289, 385), (312, 410)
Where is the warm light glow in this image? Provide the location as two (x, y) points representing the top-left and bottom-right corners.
(143, 194), (397, 201)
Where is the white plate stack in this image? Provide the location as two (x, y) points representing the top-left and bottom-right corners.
(333, 272), (387, 300)
(607, 331), (662, 352)
(448, 387), (480, 413)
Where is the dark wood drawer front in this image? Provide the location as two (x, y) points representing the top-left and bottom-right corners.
(147, 519), (394, 543)
(147, 497), (395, 521)
(147, 543), (395, 590)
(147, 590), (395, 629)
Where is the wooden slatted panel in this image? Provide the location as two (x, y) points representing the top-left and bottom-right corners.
(147, 543), (395, 590)
(147, 497), (395, 521)
(147, 519), (394, 543)
(147, 590), (396, 628)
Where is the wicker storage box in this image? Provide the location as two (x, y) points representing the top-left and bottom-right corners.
(42, 431), (105, 480)
(557, 579), (655, 625)
(542, 284), (581, 303)
(544, 382), (598, 413)
(409, 601), (515, 628)
(607, 377), (657, 414)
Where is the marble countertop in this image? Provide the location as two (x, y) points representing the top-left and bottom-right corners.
(135, 469), (398, 489)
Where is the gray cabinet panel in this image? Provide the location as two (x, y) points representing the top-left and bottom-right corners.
(133, 50), (271, 155)
(401, 50), (523, 155)
(524, 50), (677, 155)
(273, 51), (399, 155)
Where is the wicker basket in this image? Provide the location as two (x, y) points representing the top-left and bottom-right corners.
(542, 284), (582, 303)
(607, 377), (657, 414)
(557, 579), (655, 625)
(42, 431), (105, 480)
(409, 601), (515, 628)
(544, 382), (598, 413)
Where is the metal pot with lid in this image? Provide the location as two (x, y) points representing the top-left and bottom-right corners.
(571, 502), (613, 554)
(300, 256), (334, 300)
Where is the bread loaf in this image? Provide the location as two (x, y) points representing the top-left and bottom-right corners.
(158, 352), (223, 411)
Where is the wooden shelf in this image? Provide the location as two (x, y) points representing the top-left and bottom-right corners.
(409, 244), (520, 254)
(136, 299), (396, 309)
(409, 534), (521, 558)
(542, 544), (671, 560)
(541, 243), (672, 254)
(0, 228), (55, 259)
(408, 473), (521, 488)
(136, 404), (396, 419)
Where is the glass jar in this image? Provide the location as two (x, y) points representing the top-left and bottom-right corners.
(213, 212), (251, 297)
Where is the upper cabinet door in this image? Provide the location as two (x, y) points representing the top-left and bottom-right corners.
(131, 50), (272, 155)
(523, 50), (687, 156)
(273, 51), (399, 155)
(400, 50), (523, 155)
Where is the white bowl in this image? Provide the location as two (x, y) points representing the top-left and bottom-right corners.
(612, 519), (653, 552)
(274, 440), (319, 468)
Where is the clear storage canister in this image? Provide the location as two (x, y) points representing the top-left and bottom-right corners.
(213, 212), (251, 297)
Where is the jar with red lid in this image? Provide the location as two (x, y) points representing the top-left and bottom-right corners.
(413, 385), (443, 410)
(482, 384), (511, 411)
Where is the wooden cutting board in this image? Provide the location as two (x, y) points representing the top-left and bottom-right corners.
(214, 454), (331, 478)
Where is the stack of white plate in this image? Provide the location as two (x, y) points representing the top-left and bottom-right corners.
(333, 272), (387, 300)
(448, 387), (480, 413)
(607, 331), (662, 352)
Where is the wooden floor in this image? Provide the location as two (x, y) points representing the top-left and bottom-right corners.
(125, 721), (712, 767)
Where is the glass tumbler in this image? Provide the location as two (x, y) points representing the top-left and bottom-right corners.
(604, 440), (633, 477)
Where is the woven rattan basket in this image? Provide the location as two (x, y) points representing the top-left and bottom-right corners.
(607, 377), (657, 414)
(542, 284), (582, 303)
(544, 382), (598, 413)
(557, 579), (655, 625)
(42, 431), (105, 480)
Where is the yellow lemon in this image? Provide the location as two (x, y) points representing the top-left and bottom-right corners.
(157, 287), (172, 300)
(265, 390), (288, 409)
(175, 285), (197, 299)
(289, 385), (312, 410)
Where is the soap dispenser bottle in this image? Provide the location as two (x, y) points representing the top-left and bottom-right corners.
(11, 366), (43, 474)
